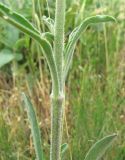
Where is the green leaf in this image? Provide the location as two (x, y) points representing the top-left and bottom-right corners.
(64, 15), (116, 81)
(22, 93), (44, 160)
(0, 2), (46, 45)
(42, 16), (54, 33)
(0, 2), (39, 34)
(84, 134), (117, 160)
(61, 143), (68, 155)
(0, 2), (59, 93)
(0, 49), (14, 68)
(42, 32), (54, 45)
(0, 24), (19, 48)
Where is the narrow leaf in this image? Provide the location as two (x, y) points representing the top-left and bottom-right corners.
(61, 143), (68, 155)
(0, 2), (47, 45)
(22, 93), (44, 160)
(0, 3), (59, 92)
(64, 15), (116, 81)
(0, 2), (39, 34)
(84, 134), (117, 160)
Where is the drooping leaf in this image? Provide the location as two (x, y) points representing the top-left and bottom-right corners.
(0, 2), (39, 34)
(84, 134), (117, 160)
(0, 2), (47, 45)
(64, 15), (116, 80)
(22, 93), (44, 160)
(0, 2), (59, 92)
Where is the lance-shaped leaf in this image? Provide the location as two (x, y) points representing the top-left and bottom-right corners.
(64, 15), (116, 81)
(22, 93), (44, 160)
(61, 143), (68, 155)
(0, 3), (40, 35)
(0, 3), (59, 92)
(84, 134), (117, 160)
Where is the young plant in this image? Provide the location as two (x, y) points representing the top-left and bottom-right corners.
(0, 1), (117, 160)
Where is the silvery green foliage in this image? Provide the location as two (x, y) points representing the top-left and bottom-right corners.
(84, 134), (117, 160)
(22, 93), (44, 160)
(64, 15), (116, 81)
(0, 2), (117, 160)
(0, 3), (59, 93)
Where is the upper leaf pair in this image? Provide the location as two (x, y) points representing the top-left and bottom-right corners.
(0, 3), (116, 89)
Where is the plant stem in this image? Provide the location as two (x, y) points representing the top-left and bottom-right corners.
(54, 0), (65, 91)
(50, 0), (65, 159)
(50, 94), (65, 160)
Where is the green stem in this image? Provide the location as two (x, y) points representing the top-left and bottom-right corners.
(54, 0), (65, 91)
(50, 0), (65, 159)
(50, 94), (65, 160)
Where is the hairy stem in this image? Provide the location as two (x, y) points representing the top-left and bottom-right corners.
(54, 0), (65, 91)
(50, 0), (65, 159)
(50, 94), (65, 160)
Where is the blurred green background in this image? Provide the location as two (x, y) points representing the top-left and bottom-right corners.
(0, 0), (125, 159)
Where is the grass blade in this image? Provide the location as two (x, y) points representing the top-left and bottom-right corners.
(84, 134), (117, 160)
(22, 93), (44, 160)
(64, 15), (116, 80)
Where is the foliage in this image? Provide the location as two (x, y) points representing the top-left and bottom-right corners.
(0, 0), (125, 160)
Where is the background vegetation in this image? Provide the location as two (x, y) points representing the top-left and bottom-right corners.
(0, 0), (125, 159)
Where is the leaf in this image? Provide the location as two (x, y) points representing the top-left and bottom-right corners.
(64, 15), (116, 81)
(0, 2), (59, 92)
(0, 2), (39, 34)
(14, 53), (23, 61)
(0, 2), (47, 45)
(0, 49), (14, 68)
(0, 24), (19, 48)
(61, 143), (68, 155)
(42, 32), (54, 45)
(84, 134), (117, 160)
(21, 93), (44, 160)
(42, 16), (54, 34)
